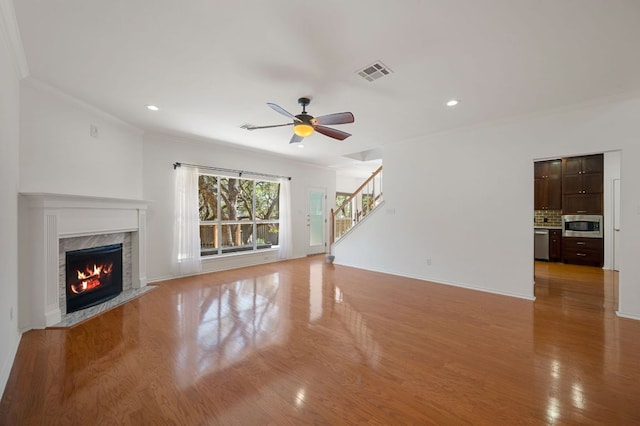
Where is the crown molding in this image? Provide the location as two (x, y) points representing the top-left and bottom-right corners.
(22, 76), (144, 135)
(0, 0), (29, 78)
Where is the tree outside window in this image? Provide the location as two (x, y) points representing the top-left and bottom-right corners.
(362, 193), (374, 215)
(199, 175), (280, 256)
(335, 192), (352, 218)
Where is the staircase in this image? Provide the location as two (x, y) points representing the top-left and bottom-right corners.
(330, 165), (383, 245)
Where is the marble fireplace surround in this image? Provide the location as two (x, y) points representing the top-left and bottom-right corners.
(59, 232), (132, 316)
(19, 193), (149, 329)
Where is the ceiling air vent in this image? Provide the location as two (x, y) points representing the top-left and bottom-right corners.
(356, 61), (393, 82)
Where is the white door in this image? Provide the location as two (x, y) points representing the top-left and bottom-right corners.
(307, 187), (326, 255)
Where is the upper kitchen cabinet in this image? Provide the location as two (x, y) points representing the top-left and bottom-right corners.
(534, 159), (562, 210)
(563, 173), (603, 194)
(563, 154), (604, 175)
(562, 154), (603, 214)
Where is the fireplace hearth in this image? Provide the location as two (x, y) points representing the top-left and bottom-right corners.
(66, 243), (123, 313)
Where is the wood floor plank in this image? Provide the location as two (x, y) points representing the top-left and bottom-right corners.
(1, 257), (639, 424)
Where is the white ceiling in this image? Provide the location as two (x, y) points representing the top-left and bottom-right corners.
(13, 1), (640, 176)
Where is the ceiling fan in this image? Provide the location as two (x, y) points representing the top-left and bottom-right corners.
(242, 97), (355, 144)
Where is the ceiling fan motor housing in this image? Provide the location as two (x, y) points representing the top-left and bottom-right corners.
(298, 97), (311, 109)
(295, 113), (314, 125)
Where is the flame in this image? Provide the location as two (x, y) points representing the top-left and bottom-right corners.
(70, 262), (114, 294)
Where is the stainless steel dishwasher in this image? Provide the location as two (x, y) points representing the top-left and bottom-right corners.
(534, 228), (549, 260)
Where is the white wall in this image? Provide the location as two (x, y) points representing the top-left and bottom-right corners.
(335, 97), (640, 318)
(19, 80), (144, 199)
(336, 175), (363, 193)
(335, 127), (535, 299)
(0, 4), (22, 398)
(142, 132), (336, 282)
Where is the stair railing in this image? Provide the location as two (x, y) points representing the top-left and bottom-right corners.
(330, 165), (383, 245)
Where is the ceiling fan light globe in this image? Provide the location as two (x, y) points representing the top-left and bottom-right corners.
(293, 124), (314, 137)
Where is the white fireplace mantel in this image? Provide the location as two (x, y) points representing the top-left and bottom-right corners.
(19, 193), (151, 329)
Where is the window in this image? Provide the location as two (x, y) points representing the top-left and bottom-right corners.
(335, 192), (352, 218)
(198, 174), (280, 256)
(362, 193), (374, 214)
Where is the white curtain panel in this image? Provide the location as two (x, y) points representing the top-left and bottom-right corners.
(278, 178), (293, 260)
(172, 166), (202, 276)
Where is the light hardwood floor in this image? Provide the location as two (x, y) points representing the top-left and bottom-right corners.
(1, 257), (639, 425)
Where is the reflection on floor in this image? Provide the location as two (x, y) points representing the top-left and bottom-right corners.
(2, 256), (638, 425)
(532, 261), (625, 424)
(534, 261), (618, 314)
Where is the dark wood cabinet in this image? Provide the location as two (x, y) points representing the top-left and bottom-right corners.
(534, 159), (562, 210)
(562, 193), (603, 215)
(549, 229), (562, 262)
(562, 154), (603, 214)
(532, 153), (604, 266)
(563, 155), (603, 175)
(562, 173), (603, 194)
(562, 237), (603, 266)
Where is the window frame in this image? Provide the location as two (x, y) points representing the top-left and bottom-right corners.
(199, 173), (280, 257)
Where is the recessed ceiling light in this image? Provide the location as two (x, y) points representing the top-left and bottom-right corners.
(298, 144), (305, 148)
(146, 105), (159, 111)
(446, 99), (460, 107)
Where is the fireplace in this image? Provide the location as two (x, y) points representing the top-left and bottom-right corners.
(19, 193), (148, 329)
(66, 243), (123, 313)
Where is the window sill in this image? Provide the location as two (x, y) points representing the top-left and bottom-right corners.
(200, 245), (279, 260)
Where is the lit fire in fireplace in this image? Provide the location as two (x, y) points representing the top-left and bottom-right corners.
(71, 262), (114, 294)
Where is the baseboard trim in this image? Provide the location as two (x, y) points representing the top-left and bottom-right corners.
(147, 275), (175, 284)
(616, 311), (640, 321)
(147, 254), (307, 284)
(333, 262), (536, 301)
(0, 330), (21, 400)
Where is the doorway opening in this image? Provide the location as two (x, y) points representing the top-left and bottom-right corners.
(532, 150), (621, 311)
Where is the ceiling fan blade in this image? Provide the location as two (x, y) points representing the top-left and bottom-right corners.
(267, 103), (302, 122)
(241, 123), (293, 131)
(314, 112), (354, 126)
(289, 134), (304, 144)
(314, 125), (352, 141)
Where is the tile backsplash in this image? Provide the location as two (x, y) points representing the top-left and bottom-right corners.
(534, 210), (562, 227)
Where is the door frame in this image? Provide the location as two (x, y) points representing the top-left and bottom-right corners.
(613, 178), (621, 271)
